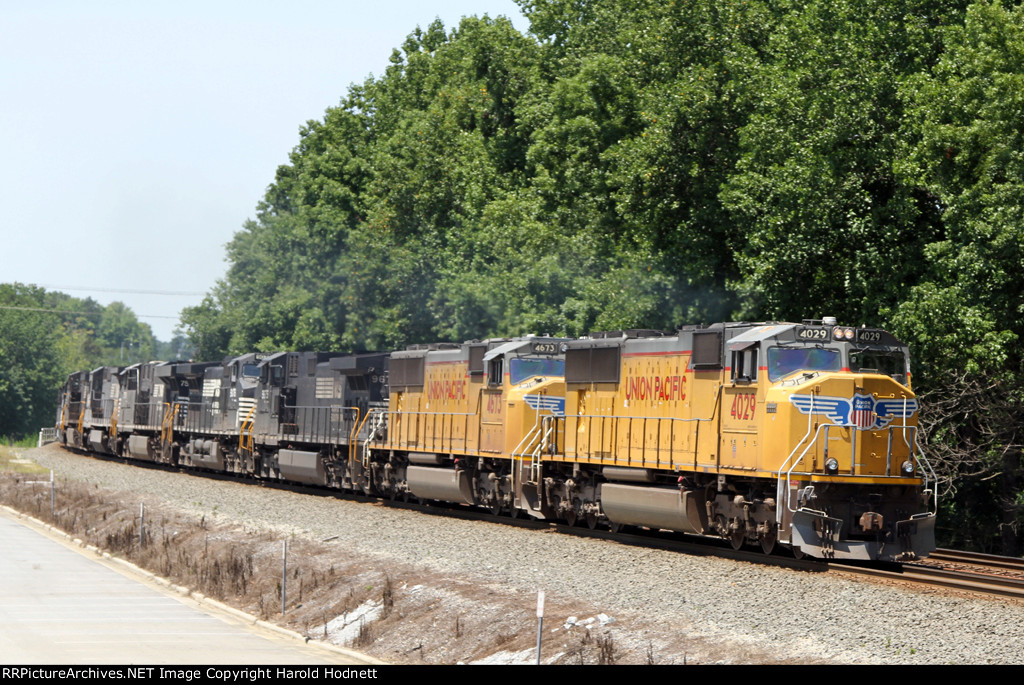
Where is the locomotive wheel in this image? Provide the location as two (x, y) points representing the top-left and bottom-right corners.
(729, 522), (745, 551)
(490, 498), (502, 516)
(760, 528), (776, 555)
(586, 512), (599, 529)
(564, 504), (577, 527)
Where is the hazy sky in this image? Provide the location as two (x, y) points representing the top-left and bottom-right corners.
(1, 1), (528, 340)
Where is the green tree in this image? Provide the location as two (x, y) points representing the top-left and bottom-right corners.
(722, 0), (964, 324)
(96, 301), (157, 364)
(893, 0), (1024, 554)
(0, 285), (70, 437)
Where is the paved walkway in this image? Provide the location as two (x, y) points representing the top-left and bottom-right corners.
(0, 508), (376, 665)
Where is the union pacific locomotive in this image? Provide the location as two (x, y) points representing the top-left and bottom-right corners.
(56, 319), (936, 562)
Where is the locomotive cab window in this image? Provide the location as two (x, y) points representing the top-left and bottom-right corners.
(730, 346), (758, 383)
(850, 349), (907, 383)
(509, 357), (565, 385)
(270, 365), (284, 386)
(767, 346), (841, 382)
(487, 357), (504, 387)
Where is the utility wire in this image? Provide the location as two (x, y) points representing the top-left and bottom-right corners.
(0, 304), (179, 319)
(30, 284), (205, 296)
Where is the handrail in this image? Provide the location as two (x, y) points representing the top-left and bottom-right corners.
(379, 409), (476, 417)
(777, 416), (935, 524)
(238, 404), (256, 454)
(38, 427), (58, 447)
(527, 417), (556, 484)
(379, 408), (476, 455)
(353, 407), (375, 467)
(779, 422), (832, 517)
(162, 401), (182, 448)
(509, 411), (544, 458)
(564, 412), (710, 467)
(277, 403), (361, 446)
(911, 427), (939, 513)
(111, 399), (120, 438)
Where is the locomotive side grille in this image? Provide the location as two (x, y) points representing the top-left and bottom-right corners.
(202, 379), (220, 398)
(315, 376), (335, 399)
(236, 397), (256, 427)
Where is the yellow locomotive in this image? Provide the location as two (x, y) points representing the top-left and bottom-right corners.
(366, 321), (936, 561)
(367, 338), (569, 514)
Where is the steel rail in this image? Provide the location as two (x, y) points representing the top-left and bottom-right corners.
(926, 548), (1024, 572)
(831, 560), (1024, 600)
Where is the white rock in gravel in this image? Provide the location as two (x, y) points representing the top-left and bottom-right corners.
(322, 600), (382, 645)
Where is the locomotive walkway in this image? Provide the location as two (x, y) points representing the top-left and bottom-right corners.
(0, 507), (376, 665)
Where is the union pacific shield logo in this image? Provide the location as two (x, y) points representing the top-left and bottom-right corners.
(851, 395), (874, 429)
(789, 394), (917, 431)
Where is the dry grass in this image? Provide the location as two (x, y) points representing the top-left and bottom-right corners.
(0, 464), (801, 665)
(0, 445), (49, 475)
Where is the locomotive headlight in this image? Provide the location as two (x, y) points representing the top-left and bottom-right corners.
(832, 327), (854, 340)
(901, 459), (915, 476)
(824, 457), (839, 474)
(843, 328), (854, 340)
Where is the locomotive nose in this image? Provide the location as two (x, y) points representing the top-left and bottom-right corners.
(847, 373), (920, 478)
(777, 371), (934, 561)
(776, 371), (919, 478)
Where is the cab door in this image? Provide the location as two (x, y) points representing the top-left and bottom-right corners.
(480, 355), (505, 453)
(720, 344), (761, 470)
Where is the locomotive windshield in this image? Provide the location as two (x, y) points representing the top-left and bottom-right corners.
(849, 349), (907, 382)
(509, 357), (565, 385)
(767, 346), (841, 382)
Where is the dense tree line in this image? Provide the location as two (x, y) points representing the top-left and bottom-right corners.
(0, 284), (159, 440)
(185, 0), (1024, 554)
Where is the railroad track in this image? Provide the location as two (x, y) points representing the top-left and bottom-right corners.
(54, 445), (1024, 599)
(927, 548), (1024, 572)
(57, 444), (828, 573)
(538, 523), (1024, 600)
(831, 549), (1024, 600)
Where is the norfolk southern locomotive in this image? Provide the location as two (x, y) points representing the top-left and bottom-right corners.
(56, 320), (937, 561)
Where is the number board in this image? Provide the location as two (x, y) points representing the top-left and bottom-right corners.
(531, 342), (561, 355)
(856, 329), (883, 344)
(796, 327), (829, 341)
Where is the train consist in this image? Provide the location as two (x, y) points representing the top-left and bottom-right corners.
(56, 319), (937, 561)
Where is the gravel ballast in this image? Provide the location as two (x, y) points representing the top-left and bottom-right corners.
(15, 443), (1024, 665)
